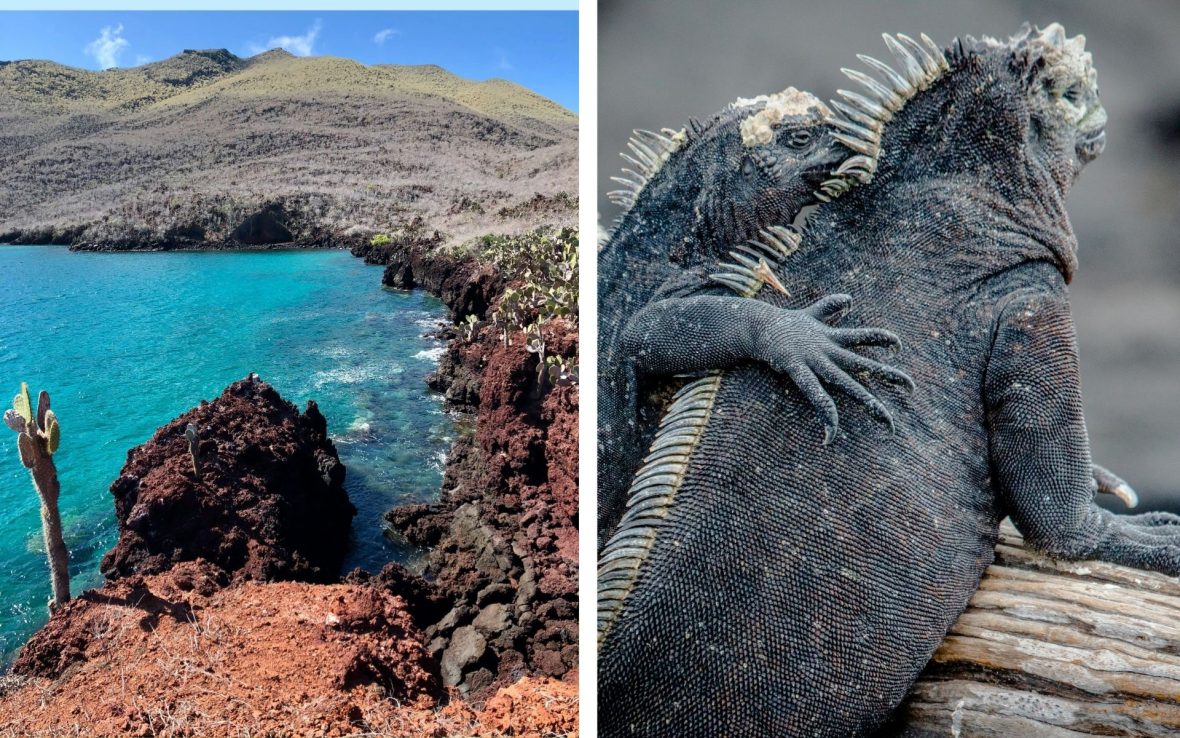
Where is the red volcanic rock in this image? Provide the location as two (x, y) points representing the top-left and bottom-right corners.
(385, 319), (578, 697)
(100, 374), (355, 584)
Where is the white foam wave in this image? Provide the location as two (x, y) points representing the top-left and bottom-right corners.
(310, 362), (402, 389)
(416, 317), (447, 331)
(347, 413), (374, 435)
(414, 347), (447, 362)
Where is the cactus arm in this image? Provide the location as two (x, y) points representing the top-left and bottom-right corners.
(17, 432), (36, 468)
(36, 390), (49, 431)
(45, 414), (60, 455)
(3, 408), (25, 433)
(13, 383), (31, 423)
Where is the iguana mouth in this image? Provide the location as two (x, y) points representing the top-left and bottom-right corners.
(1077, 127), (1106, 162)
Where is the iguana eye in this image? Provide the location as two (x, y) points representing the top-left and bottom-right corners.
(741, 157), (756, 176)
(787, 130), (812, 149)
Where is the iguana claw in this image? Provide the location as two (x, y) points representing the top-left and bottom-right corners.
(1093, 463), (1138, 508)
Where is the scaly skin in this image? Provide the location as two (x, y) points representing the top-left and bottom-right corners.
(598, 24), (1175, 737)
(598, 91), (912, 551)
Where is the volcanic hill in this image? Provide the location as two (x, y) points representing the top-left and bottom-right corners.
(0, 48), (577, 249)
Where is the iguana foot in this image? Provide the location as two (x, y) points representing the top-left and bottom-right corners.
(762, 294), (914, 444)
(1092, 463), (1138, 508)
(1083, 509), (1180, 575)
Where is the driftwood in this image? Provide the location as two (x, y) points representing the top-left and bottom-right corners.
(892, 521), (1180, 737)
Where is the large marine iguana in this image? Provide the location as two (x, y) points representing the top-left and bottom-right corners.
(597, 90), (915, 550)
(598, 24), (1170, 737)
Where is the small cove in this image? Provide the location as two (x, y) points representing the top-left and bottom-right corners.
(0, 245), (455, 660)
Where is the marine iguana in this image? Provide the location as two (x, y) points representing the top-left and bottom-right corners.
(598, 24), (1171, 737)
(597, 90), (914, 550)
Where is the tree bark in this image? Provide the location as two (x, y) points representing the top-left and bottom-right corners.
(890, 521), (1180, 737)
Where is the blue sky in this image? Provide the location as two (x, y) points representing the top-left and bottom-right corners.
(0, 11), (578, 110)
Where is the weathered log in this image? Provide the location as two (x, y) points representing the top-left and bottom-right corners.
(891, 521), (1180, 737)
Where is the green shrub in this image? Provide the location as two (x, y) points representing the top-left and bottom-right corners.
(483, 227), (579, 386)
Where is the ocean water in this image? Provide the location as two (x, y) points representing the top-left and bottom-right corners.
(0, 246), (454, 660)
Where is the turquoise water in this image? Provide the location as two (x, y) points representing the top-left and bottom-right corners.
(0, 246), (454, 659)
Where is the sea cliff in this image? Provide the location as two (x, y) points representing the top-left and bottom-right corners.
(0, 238), (579, 736)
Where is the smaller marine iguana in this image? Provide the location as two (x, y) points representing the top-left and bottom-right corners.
(598, 88), (914, 549)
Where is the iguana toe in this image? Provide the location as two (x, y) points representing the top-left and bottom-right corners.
(813, 358), (897, 434)
(783, 361), (840, 444)
(805, 293), (853, 324)
(830, 326), (904, 354)
(829, 346), (915, 393)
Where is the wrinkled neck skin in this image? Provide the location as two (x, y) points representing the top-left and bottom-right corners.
(696, 169), (803, 255)
(823, 54), (1081, 287)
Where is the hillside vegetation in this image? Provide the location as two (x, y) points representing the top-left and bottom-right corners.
(0, 48), (577, 249)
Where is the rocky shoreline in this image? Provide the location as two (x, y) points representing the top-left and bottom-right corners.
(356, 234), (578, 697)
(1, 201), (372, 253)
(0, 231), (350, 252)
(0, 236), (579, 736)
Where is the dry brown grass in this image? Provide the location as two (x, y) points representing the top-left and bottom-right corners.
(0, 49), (577, 248)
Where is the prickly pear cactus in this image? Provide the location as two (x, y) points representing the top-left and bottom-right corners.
(5, 383), (70, 612)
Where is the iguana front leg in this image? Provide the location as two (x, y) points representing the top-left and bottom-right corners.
(986, 291), (1180, 574)
(622, 293), (914, 443)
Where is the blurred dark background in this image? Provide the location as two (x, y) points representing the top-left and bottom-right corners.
(599, 0), (1180, 511)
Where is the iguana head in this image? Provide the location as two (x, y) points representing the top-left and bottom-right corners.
(1011, 23), (1106, 178)
(691, 87), (849, 247)
(604, 88), (852, 255)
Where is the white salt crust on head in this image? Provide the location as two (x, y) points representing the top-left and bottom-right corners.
(738, 87), (830, 147)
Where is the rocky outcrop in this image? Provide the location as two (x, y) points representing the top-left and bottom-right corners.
(352, 235), (506, 322)
(427, 324), (487, 410)
(99, 374), (355, 584)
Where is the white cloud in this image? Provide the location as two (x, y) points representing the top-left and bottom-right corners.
(84, 24), (129, 70)
(135, 54), (151, 66)
(373, 28), (399, 45)
(494, 47), (513, 71)
(257, 19), (322, 57)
